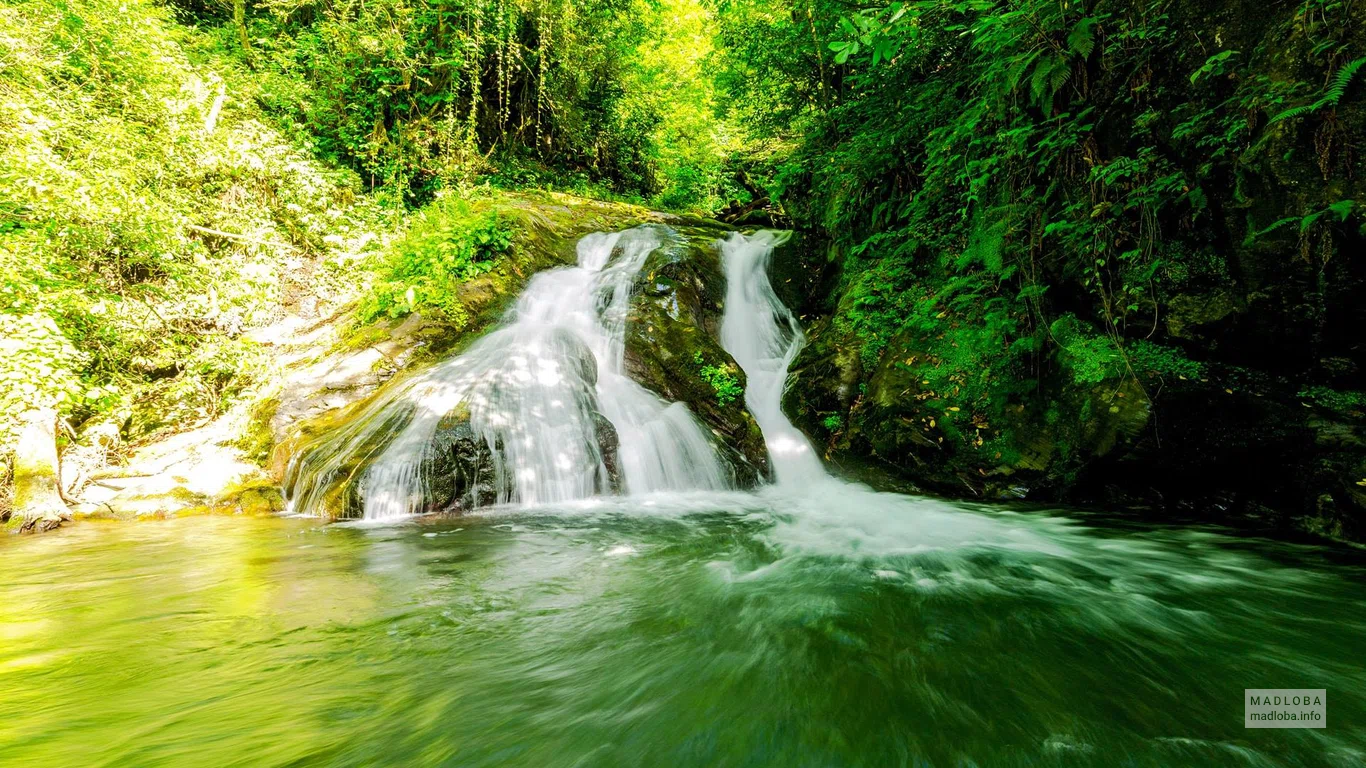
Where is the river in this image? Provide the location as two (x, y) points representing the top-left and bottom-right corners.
(2, 229), (1363, 767)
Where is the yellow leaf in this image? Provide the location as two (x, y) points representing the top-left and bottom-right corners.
(947, 406), (960, 412)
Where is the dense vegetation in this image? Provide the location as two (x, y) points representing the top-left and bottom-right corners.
(3, 0), (1364, 535)
(765, 0), (1366, 535)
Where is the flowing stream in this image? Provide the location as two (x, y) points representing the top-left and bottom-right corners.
(3, 229), (1365, 767)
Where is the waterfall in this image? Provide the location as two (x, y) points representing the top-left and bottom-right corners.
(718, 231), (826, 486)
(285, 226), (728, 520)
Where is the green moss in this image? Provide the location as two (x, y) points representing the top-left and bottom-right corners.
(1299, 386), (1366, 416)
(1050, 315), (1123, 386)
(219, 484), (287, 516)
(234, 396), (281, 466)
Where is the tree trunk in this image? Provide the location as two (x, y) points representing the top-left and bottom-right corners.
(6, 409), (71, 532)
(234, 0), (254, 68)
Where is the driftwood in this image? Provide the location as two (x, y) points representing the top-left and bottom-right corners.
(6, 409), (72, 532)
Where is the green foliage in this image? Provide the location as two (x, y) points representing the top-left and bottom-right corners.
(1298, 386), (1366, 415)
(735, 0), (1363, 451)
(209, 0), (737, 212)
(0, 315), (88, 436)
(693, 351), (744, 407)
(0, 0), (390, 446)
(1050, 316), (1122, 387)
(1126, 340), (1205, 381)
(1251, 200), (1359, 242)
(356, 198), (513, 326)
(1270, 56), (1366, 123)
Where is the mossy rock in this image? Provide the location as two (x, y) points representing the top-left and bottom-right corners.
(783, 314), (1157, 501)
(623, 231), (769, 482)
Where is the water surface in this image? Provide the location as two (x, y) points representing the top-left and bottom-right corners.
(3, 487), (1364, 767)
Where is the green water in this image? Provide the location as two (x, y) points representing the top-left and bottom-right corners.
(2, 487), (1364, 767)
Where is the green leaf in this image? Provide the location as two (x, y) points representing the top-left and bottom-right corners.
(1190, 50), (1239, 84)
(1328, 200), (1355, 222)
(1068, 17), (1096, 60)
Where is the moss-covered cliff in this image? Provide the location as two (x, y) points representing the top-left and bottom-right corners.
(772, 1), (1366, 539)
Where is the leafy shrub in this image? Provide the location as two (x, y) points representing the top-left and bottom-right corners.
(356, 198), (513, 327)
(0, 0), (389, 447)
(0, 314), (87, 439)
(1127, 340), (1205, 381)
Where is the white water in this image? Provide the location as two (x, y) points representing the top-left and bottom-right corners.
(291, 226), (1097, 574)
(286, 226), (728, 520)
(718, 231), (825, 486)
(713, 231), (1064, 560)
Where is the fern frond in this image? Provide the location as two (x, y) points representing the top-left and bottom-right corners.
(1068, 18), (1096, 60)
(1050, 63), (1071, 95)
(1271, 104), (1317, 123)
(1323, 56), (1366, 105)
(1270, 56), (1366, 124)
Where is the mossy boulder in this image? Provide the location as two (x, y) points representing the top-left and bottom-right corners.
(784, 312), (1153, 500)
(623, 229), (769, 483)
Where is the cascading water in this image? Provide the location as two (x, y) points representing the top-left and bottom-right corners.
(718, 231), (826, 486)
(285, 226), (728, 520)
(24, 227), (1365, 768)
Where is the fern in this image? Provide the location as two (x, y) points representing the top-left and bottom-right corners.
(1068, 17), (1096, 60)
(1270, 56), (1366, 124)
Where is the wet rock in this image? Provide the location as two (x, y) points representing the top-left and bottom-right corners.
(1165, 291), (1243, 344)
(594, 412), (622, 492)
(68, 402), (271, 522)
(422, 406), (622, 512)
(782, 318), (863, 454)
(623, 231), (769, 484)
(549, 327), (598, 388)
(426, 412), (499, 511)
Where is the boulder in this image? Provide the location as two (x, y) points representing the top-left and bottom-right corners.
(623, 230), (769, 483)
